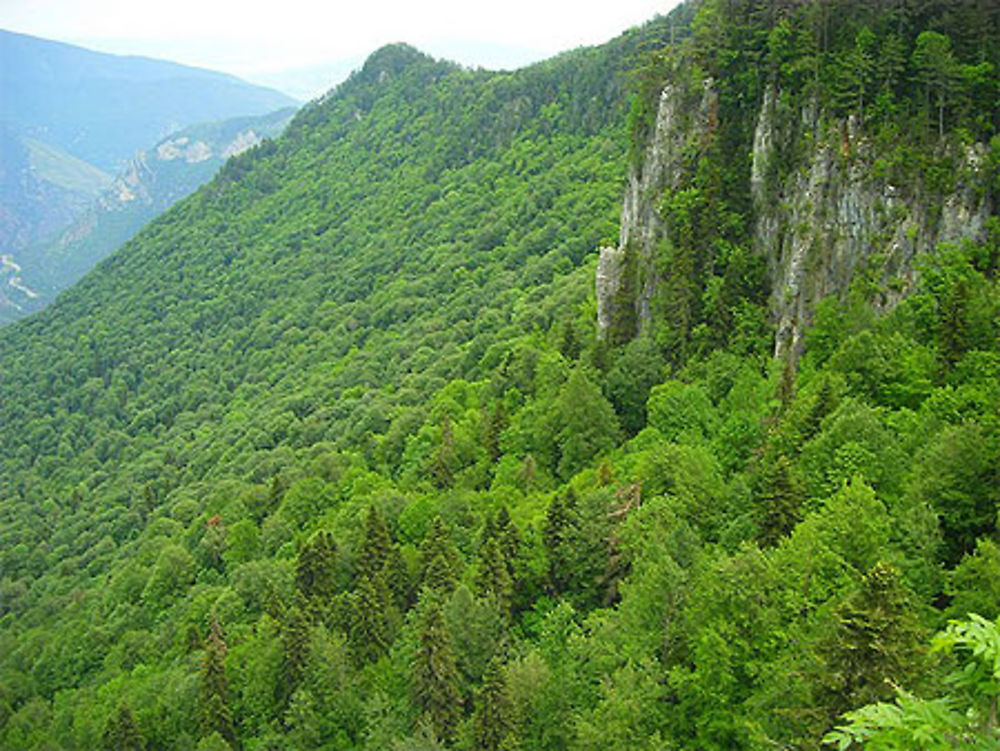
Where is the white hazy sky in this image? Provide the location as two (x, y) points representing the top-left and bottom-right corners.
(1, 0), (680, 98)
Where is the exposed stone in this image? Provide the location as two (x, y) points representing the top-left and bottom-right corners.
(602, 75), (993, 358)
(596, 246), (627, 335)
(752, 86), (992, 358)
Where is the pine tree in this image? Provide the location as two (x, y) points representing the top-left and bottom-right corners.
(201, 615), (237, 748)
(103, 704), (145, 751)
(473, 657), (518, 751)
(912, 31), (960, 137)
(412, 600), (463, 741)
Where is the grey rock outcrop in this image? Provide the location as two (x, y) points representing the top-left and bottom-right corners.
(599, 78), (994, 357)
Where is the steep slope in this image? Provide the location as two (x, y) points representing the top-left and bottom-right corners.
(0, 126), (112, 309)
(0, 30), (298, 304)
(1, 4), (999, 749)
(0, 22), (670, 749)
(597, 0), (999, 362)
(0, 107), (296, 323)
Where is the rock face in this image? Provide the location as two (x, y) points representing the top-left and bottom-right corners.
(597, 80), (717, 342)
(752, 88), (992, 357)
(598, 80), (995, 357)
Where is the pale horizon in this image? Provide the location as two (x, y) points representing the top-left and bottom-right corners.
(2, 0), (681, 100)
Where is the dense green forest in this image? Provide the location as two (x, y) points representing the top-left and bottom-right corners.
(1, 1), (999, 749)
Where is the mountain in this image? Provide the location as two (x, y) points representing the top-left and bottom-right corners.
(1, 2), (999, 749)
(0, 125), (113, 297)
(0, 29), (298, 322)
(0, 107), (296, 323)
(0, 29), (297, 173)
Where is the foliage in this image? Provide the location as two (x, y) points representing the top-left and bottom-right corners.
(0, 3), (999, 750)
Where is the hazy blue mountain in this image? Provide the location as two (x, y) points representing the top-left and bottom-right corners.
(0, 29), (297, 172)
(0, 107), (296, 322)
(0, 29), (298, 319)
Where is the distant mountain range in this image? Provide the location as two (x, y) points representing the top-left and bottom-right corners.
(0, 28), (298, 321)
(0, 107), (296, 322)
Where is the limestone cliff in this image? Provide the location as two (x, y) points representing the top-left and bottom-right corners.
(598, 81), (995, 358)
(752, 88), (992, 357)
(597, 78), (717, 344)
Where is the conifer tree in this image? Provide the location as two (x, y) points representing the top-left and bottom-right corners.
(431, 415), (457, 488)
(544, 489), (578, 594)
(494, 506), (521, 580)
(278, 604), (311, 706)
(818, 561), (923, 725)
(295, 529), (337, 618)
(357, 505), (392, 581)
(485, 401), (508, 462)
(412, 600), (462, 741)
(349, 574), (393, 664)
(103, 704), (145, 751)
(476, 537), (513, 619)
(754, 454), (804, 547)
(419, 517), (461, 592)
(201, 615), (237, 748)
(474, 657), (518, 751)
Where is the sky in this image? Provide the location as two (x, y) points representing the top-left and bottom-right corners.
(1, 0), (680, 100)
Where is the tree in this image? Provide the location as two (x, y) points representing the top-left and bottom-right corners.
(412, 600), (462, 741)
(103, 704), (145, 751)
(544, 489), (578, 595)
(357, 505), (393, 582)
(201, 615), (238, 748)
(551, 368), (619, 480)
(912, 31), (961, 137)
(279, 604), (311, 705)
(418, 517), (461, 594)
(833, 26), (877, 118)
(475, 537), (513, 620)
(817, 562), (923, 727)
(349, 574), (393, 665)
(296, 529), (337, 617)
(825, 614), (1000, 748)
(473, 657), (518, 751)
(754, 453), (804, 547)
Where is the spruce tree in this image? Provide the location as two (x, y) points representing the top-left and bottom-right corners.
(754, 454), (804, 547)
(349, 573), (393, 664)
(412, 600), (462, 741)
(419, 517), (461, 592)
(201, 615), (237, 748)
(103, 704), (145, 751)
(544, 489), (578, 594)
(295, 529), (337, 618)
(818, 561), (924, 726)
(278, 604), (311, 706)
(473, 657), (518, 751)
(476, 537), (513, 620)
(494, 506), (521, 580)
(357, 505), (392, 581)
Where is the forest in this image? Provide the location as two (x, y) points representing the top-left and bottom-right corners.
(1, 1), (999, 749)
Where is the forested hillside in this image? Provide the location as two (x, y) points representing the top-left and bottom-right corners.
(1, 2), (999, 749)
